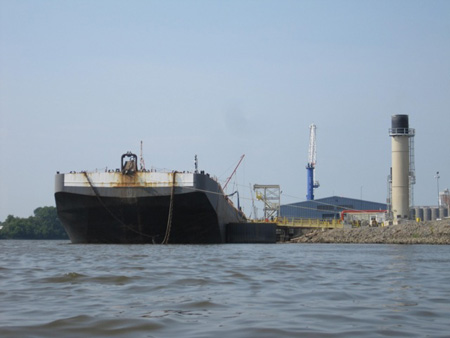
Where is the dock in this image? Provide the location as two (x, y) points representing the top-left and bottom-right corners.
(226, 218), (343, 243)
(275, 218), (342, 242)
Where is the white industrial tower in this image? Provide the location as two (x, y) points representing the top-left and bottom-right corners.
(389, 115), (415, 222)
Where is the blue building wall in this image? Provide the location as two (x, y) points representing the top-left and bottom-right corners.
(280, 196), (386, 220)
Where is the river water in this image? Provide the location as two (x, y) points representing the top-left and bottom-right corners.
(1, 241), (449, 337)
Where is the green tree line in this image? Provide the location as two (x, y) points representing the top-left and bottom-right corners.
(0, 206), (69, 239)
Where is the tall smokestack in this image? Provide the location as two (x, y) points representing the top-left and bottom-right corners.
(389, 115), (415, 222)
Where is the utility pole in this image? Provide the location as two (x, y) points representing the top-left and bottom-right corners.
(435, 171), (440, 207)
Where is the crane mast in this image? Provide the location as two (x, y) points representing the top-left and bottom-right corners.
(308, 124), (317, 166)
(306, 124), (319, 200)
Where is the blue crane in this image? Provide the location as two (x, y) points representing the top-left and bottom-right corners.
(306, 124), (320, 200)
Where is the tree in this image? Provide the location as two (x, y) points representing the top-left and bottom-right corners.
(0, 207), (69, 239)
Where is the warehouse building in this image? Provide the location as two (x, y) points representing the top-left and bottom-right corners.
(280, 196), (387, 220)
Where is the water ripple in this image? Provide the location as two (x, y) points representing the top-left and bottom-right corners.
(1, 241), (450, 337)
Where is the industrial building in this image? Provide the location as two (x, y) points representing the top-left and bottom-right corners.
(276, 115), (449, 224)
(280, 196), (386, 220)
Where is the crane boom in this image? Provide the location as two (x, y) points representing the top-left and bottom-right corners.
(308, 124), (317, 167)
(223, 154), (245, 190)
(306, 124), (319, 200)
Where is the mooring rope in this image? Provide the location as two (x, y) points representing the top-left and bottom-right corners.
(162, 171), (176, 244)
(83, 172), (155, 240)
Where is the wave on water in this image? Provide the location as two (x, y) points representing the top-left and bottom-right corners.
(0, 315), (165, 338)
(1, 241), (450, 337)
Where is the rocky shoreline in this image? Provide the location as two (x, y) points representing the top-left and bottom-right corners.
(290, 219), (450, 244)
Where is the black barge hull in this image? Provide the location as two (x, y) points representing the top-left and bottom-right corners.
(55, 171), (245, 244)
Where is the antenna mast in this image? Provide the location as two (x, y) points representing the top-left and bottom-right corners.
(140, 140), (146, 171)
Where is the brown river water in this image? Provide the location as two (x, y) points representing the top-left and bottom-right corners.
(1, 240), (450, 337)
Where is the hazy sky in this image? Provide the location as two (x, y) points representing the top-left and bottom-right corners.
(1, 0), (449, 221)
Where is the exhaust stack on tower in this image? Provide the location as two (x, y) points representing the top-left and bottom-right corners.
(389, 115), (415, 222)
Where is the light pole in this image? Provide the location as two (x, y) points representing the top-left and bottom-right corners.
(360, 185), (363, 209)
(435, 171), (440, 207)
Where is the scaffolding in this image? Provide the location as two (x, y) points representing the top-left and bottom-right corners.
(387, 169), (392, 220)
(253, 184), (280, 220)
(409, 134), (416, 207)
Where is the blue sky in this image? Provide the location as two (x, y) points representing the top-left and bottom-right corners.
(1, 0), (449, 220)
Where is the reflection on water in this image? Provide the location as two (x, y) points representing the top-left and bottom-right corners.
(1, 241), (450, 337)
